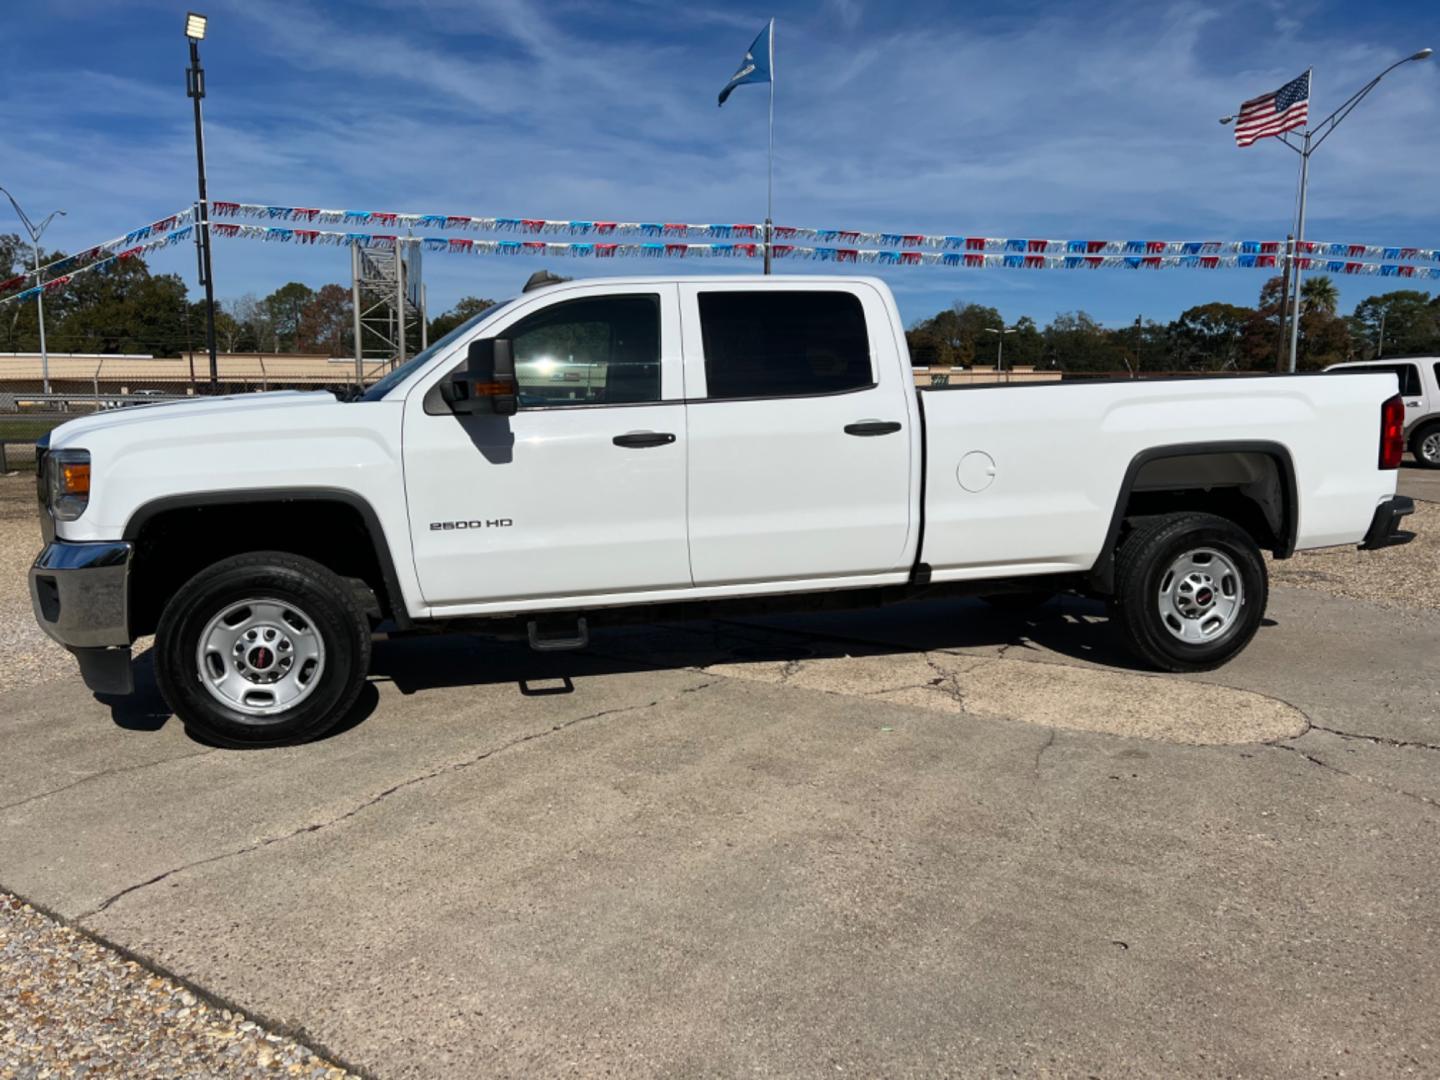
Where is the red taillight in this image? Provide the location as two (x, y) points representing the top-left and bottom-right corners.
(1380, 394), (1405, 470)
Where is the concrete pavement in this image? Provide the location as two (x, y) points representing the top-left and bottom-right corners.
(2, 587), (1438, 1077)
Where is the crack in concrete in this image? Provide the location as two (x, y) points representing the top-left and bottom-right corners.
(1033, 728), (1057, 776)
(1307, 724), (1440, 753)
(77, 679), (720, 921)
(995, 641), (1036, 660)
(0, 749), (220, 815)
(859, 681), (939, 698)
(1272, 743), (1440, 811)
(922, 653), (968, 712)
(777, 658), (807, 684)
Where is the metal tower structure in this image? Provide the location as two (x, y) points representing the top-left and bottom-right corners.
(350, 240), (427, 386)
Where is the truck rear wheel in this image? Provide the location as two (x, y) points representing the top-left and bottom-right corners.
(154, 552), (371, 747)
(1111, 513), (1267, 673)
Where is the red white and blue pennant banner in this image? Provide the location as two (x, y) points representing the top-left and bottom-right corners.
(0, 208), (195, 297)
(6, 211), (1439, 311)
(208, 224), (1440, 279)
(0, 227), (193, 308)
(211, 202), (1440, 265)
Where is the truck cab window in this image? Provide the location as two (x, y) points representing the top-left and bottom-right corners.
(698, 291), (872, 399)
(508, 295), (661, 407)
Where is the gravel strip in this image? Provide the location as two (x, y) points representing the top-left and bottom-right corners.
(1268, 499), (1440, 613)
(0, 893), (360, 1079)
(0, 478), (67, 695)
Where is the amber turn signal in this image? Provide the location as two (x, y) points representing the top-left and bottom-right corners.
(59, 461), (91, 496)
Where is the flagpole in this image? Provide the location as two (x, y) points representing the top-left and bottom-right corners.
(764, 17), (775, 276)
(1286, 67), (1313, 374)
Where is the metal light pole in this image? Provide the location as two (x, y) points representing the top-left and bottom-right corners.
(1221, 48), (1432, 373)
(185, 12), (220, 390)
(0, 187), (65, 394)
(983, 325), (1016, 373)
(1274, 232), (1293, 370)
(1377, 308), (1386, 358)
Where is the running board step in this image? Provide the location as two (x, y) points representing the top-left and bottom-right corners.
(527, 617), (589, 652)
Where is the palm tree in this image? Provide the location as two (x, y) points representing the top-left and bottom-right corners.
(1301, 275), (1340, 315)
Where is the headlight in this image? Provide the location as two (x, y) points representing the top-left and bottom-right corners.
(48, 449), (91, 522)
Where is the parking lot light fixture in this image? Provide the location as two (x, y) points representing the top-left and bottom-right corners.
(983, 325), (1018, 373)
(185, 11), (219, 390)
(0, 186), (65, 395)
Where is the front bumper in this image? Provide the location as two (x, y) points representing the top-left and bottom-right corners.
(29, 540), (135, 694)
(1359, 495), (1415, 551)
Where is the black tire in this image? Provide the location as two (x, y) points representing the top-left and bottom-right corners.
(1410, 421), (1440, 469)
(1111, 513), (1268, 673)
(979, 590), (1056, 612)
(154, 552), (372, 748)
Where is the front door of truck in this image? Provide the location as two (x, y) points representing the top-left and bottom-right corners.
(403, 285), (691, 610)
(678, 282), (916, 586)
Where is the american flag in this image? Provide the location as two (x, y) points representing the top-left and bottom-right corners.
(1234, 71), (1311, 147)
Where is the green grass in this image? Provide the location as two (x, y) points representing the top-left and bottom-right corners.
(0, 418), (65, 442)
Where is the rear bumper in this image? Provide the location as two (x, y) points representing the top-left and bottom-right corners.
(1359, 495), (1415, 551)
(29, 540), (135, 694)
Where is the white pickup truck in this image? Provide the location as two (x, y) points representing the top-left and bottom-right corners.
(30, 275), (1414, 746)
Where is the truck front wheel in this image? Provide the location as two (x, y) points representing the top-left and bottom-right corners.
(154, 552), (372, 747)
(1111, 513), (1268, 673)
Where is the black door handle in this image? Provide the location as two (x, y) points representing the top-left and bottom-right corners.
(613, 431), (677, 448)
(844, 420), (903, 437)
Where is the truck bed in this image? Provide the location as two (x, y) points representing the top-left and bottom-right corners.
(915, 373), (1397, 582)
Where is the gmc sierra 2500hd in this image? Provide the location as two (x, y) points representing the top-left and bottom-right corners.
(30, 275), (1414, 746)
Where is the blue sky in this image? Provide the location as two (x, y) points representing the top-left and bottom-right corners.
(2, 0), (1437, 330)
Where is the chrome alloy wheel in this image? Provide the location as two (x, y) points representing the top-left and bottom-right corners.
(1421, 430), (1440, 465)
(196, 598), (326, 717)
(1156, 548), (1244, 644)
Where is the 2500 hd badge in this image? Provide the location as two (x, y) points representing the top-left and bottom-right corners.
(430, 519), (514, 530)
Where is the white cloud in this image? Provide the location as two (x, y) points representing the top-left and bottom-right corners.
(1, 0), (1434, 325)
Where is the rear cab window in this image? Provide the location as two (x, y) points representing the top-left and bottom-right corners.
(695, 291), (873, 399)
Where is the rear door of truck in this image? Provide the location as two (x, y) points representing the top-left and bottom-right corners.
(678, 281), (918, 586)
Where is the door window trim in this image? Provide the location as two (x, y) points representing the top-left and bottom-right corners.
(682, 382), (878, 405)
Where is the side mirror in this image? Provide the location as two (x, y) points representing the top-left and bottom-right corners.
(445, 338), (518, 416)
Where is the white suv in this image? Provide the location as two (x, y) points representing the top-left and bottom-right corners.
(1326, 357), (1440, 468)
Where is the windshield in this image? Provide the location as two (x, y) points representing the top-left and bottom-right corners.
(357, 300), (512, 402)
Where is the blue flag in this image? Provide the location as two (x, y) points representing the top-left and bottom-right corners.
(718, 21), (772, 106)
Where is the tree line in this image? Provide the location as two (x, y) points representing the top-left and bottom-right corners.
(5, 232), (1438, 370)
(906, 275), (1440, 373)
(1, 234), (492, 358)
